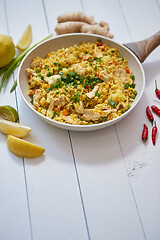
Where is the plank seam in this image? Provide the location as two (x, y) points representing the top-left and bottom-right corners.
(68, 131), (91, 240)
(23, 159), (34, 240)
(117, 0), (133, 41)
(3, 1), (33, 239)
(114, 125), (147, 240)
(41, 0), (50, 33)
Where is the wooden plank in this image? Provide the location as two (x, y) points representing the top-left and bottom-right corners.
(0, 1), (31, 240)
(117, 0), (160, 239)
(5, 0), (89, 239)
(53, 0), (145, 239)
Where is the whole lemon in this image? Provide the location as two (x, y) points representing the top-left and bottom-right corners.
(0, 34), (15, 68)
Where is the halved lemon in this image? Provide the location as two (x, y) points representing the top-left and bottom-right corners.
(16, 24), (32, 51)
(0, 105), (19, 122)
(7, 135), (45, 158)
(0, 119), (31, 137)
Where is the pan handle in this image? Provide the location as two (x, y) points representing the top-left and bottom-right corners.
(123, 31), (160, 63)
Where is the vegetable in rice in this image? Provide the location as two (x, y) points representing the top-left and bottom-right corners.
(26, 40), (137, 125)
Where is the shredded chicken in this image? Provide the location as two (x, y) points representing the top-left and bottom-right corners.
(114, 68), (127, 83)
(83, 109), (101, 121)
(99, 69), (110, 83)
(83, 108), (116, 121)
(72, 64), (86, 76)
(62, 116), (77, 125)
(86, 85), (99, 98)
(26, 68), (38, 77)
(94, 45), (103, 58)
(30, 59), (42, 69)
(44, 75), (61, 85)
(33, 89), (43, 108)
(46, 95), (66, 117)
(74, 101), (84, 114)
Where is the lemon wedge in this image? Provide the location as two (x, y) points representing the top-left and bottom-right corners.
(7, 135), (45, 158)
(16, 24), (32, 51)
(0, 119), (31, 138)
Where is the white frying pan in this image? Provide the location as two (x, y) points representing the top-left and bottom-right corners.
(18, 32), (160, 131)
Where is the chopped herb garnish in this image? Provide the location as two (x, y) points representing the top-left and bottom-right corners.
(95, 91), (100, 97)
(121, 109), (125, 114)
(85, 51), (88, 54)
(58, 63), (62, 71)
(131, 83), (136, 88)
(95, 65), (97, 71)
(133, 90), (137, 95)
(30, 98), (33, 104)
(51, 111), (57, 119)
(131, 75), (135, 80)
(124, 83), (130, 89)
(108, 99), (116, 107)
(54, 62), (58, 65)
(97, 38), (101, 42)
(94, 57), (102, 62)
(47, 71), (53, 77)
(38, 74), (44, 80)
(102, 117), (107, 121)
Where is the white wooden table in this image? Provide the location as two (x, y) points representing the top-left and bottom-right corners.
(0, 0), (160, 239)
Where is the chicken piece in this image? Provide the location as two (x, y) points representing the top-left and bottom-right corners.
(94, 45), (103, 58)
(83, 108), (116, 121)
(99, 70), (110, 83)
(46, 101), (55, 117)
(26, 68), (38, 77)
(62, 115), (77, 124)
(86, 85), (99, 99)
(74, 101), (84, 114)
(72, 64), (86, 76)
(101, 109), (116, 117)
(114, 68), (127, 83)
(30, 59), (42, 69)
(33, 89), (43, 108)
(44, 75), (61, 85)
(83, 109), (101, 121)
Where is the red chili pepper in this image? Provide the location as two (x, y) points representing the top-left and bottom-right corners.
(155, 80), (160, 99)
(151, 105), (160, 116)
(142, 124), (148, 142)
(152, 121), (157, 145)
(146, 106), (154, 124)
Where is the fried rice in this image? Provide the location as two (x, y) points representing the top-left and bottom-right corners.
(26, 40), (137, 125)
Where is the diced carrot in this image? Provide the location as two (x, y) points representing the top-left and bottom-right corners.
(55, 107), (60, 112)
(33, 89), (36, 94)
(96, 73), (100, 78)
(96, 41), (103, 46)
(125, 68), (130, 73)
(113, 61), (117, 66)
(62, 109), (70, 116)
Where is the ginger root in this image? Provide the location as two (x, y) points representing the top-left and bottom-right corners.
(55, 21), (84, 35)
(55, 11), (114, 38)
(80, 22), (114, 38)
(57, 11), (96, 25)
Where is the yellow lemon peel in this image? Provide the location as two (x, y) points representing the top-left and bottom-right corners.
(7, 135), (45, 158)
